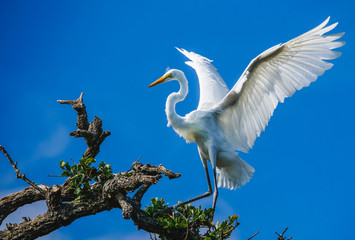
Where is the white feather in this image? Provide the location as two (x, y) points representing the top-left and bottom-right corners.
(216, 17), (345, 153)
(176, 47), (229, 110)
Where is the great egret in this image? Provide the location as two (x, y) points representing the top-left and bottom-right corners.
(148, 17), (344, 212)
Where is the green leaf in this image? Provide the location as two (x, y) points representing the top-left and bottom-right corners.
(74, 187), (81, 195)
(58, 157), (114, 204)
(60, 160), (66, 167)
(61, 172), (70, 177)
(73, 196), (81, 204)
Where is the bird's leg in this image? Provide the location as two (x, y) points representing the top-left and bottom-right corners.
(209, 147), (219, 214)
(211, 162), (218, 211)
(154, 153), (212, 216)
(170, 157), (213, 209)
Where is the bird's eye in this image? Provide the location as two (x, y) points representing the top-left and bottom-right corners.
(165, 73), (173, 79)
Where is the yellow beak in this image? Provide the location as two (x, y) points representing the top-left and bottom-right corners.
(148, 75), (168, 88)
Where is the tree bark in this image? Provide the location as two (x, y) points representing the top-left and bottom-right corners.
(0, 93), (183, 240)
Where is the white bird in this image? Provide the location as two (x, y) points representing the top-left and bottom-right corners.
(148, 17), (344, 212)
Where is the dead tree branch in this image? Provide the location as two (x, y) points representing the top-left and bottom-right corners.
(57, 93), (111, 158)
(0, 158), (180, 240)
(0, 146), (46, 196)
(0, 94), (183, 240)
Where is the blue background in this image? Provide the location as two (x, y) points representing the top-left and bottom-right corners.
(0, 1), (353, 239)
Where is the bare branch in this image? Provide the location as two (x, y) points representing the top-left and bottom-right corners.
(57, 92), (89, 130)
(0, 145), (46, 196)
(57, 93), (111, 158)
(248, 231), (260, 240)
(132, 162), (181, 180)
(275, 228), (292, 240)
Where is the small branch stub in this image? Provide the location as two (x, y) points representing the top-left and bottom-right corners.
(57, 93), (111, 158)
(275, 228), (292, 240)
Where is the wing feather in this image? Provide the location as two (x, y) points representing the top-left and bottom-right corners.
(216, 17), (345, 153)
(176, 47), (229, 110)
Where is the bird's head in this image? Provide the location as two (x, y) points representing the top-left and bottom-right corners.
(148, 69), (183, 88)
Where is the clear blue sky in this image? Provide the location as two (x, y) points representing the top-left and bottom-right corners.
(0, 1), (354, 239)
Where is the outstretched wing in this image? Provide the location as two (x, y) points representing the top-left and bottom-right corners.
(216, 17), (345, 153)
(176, 47), (229, 110)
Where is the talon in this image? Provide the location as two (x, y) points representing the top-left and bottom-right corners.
(153, 206), (173, 218)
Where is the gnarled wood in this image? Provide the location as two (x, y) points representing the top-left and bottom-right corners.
(0, 94), (183, 240)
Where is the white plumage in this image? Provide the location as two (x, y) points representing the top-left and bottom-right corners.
(149, 17), (344, 211)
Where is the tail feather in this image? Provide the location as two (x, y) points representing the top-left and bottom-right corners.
(216, 151), (254, 190)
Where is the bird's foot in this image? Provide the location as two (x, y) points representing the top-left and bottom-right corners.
(152, 201), (186, 218)
(152, 206), (175, 218)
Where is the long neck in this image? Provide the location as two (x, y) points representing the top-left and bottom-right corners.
(165, 73), (188, 129)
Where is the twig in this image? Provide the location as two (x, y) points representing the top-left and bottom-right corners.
(0, 145), (46, 195)
(126, 156), (142, 173)
(275, 228), (292, 240)
(175, 210), (189, 240)
(221, 219), (240, 238)
(248, 231), (260, 240)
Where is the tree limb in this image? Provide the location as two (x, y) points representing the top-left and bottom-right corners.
(0, 156), (181, 240)
(0, 187), (44, 225)
(57, 93), (110, 158)
(0, 94), (182, 240)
